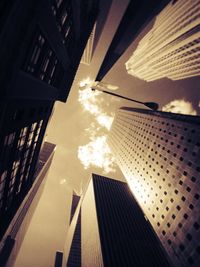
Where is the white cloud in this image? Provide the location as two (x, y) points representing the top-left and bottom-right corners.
(77, 82), (117, 173)
(96, 114), (114, 130)
(93, 81), (119, 91)
(79, 77), (93, 88)
(59, 179), (67, 185)
(78, 136), (116, 174)
(78, 87), (102, 115)
(162, 99), (197, 116)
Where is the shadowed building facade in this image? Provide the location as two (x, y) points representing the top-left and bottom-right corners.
(61, 174), (171, 267)
(0, 0), (99, 246)
(108, 107), (200, 267)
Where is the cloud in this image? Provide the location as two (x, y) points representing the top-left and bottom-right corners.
(78, 136), (116, 173)
(77, 82), (117, 173)
(78, 86), (115, 130)
(59, 179), (67, 185)
(78, 87), (102, 115)
(96, 114), (114, 130)
(162, 99), (197, 116)
(93, 81), (119, 91)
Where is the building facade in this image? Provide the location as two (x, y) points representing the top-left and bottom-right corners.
(0, 142), (56, 267)
(108, 107), (200, 267)
(96, 0), (170, 81)
(0, 0), (98, 243)
(80, 0), (114, 66)
(125, 0), (200, 81)
(61, 174), (171, 267)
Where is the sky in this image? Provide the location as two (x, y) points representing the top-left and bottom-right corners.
(14, 1), (200, 266)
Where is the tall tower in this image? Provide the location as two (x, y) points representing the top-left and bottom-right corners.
(108, 107), (200, 267)
(125, 0), (200, 81)
(95, 0), (170, 81)
(0, 0), (98, 244)
(61, 174), (171, 267)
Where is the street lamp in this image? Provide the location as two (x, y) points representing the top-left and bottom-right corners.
(91, 88), (159, 111)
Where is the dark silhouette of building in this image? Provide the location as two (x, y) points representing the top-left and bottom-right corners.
(0, 0), (99, 244)
(60, 174), (171, 267)
(96, 0), (170, 81)
(108, 107), (200, 267)
(0, 142), (56, 267)
(67, 206), (81, 267)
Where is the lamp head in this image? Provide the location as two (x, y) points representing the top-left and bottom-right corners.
(144, 102), (159, 111)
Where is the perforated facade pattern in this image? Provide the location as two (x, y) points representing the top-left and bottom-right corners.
(125, 0), (200, 81)
(81, 23), (96, 65)
(108, 107), (200, 267)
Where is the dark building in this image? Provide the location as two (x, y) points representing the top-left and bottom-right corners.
(60, 174), (171, 267)
(0, 0), (98, 244)
(67, 199), (81, 267)
(108, 107), (200, 267)
(0, 142), (56, 267)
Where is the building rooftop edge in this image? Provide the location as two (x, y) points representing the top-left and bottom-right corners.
(119, 107), (200, 124)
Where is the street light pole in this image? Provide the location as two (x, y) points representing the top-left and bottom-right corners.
(91, 88), (159, 111)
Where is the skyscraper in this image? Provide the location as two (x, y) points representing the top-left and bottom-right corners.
(125, 0), (200, 81)
(80, 0), (113, 66)
(0, 142), (56, 267)
(96, 0), (170, 81)
(108, 107), (200, 267)
(0, 0), (98, 244)
(61, 174), (171, 267)
(81, 23), (97, 66)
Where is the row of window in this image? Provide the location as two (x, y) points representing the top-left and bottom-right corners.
(108, 109), (200, 267)
(0, 119), (43, 212)
(23, 29), (64, 88)
(52, 0), (73, 45)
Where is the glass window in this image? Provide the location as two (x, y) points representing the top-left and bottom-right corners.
(0, 170), (7, 194)
(4, 132), (15, 146)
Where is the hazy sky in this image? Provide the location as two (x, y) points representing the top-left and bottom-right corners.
(14, 1), (200, 266)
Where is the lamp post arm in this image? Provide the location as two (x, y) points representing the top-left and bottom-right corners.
(91, 88), (143, 104)
(91, 88), (159, 111)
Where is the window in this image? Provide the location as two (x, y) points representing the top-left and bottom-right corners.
(186, 233), (192, 241)
(193, 222), (200, 230)
(4, 132), (15, 146)
(0, 171), (7, 197)
(179, 244), (185, 251)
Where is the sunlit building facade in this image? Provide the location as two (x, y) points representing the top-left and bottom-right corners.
(108, 107), (200, 267)
(61, 174), (171, 267)
(80, 0), (114, 66)
(81, 23), (97, 65)
(0, 0), (98, 245)
(125, 0), (200, 81)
